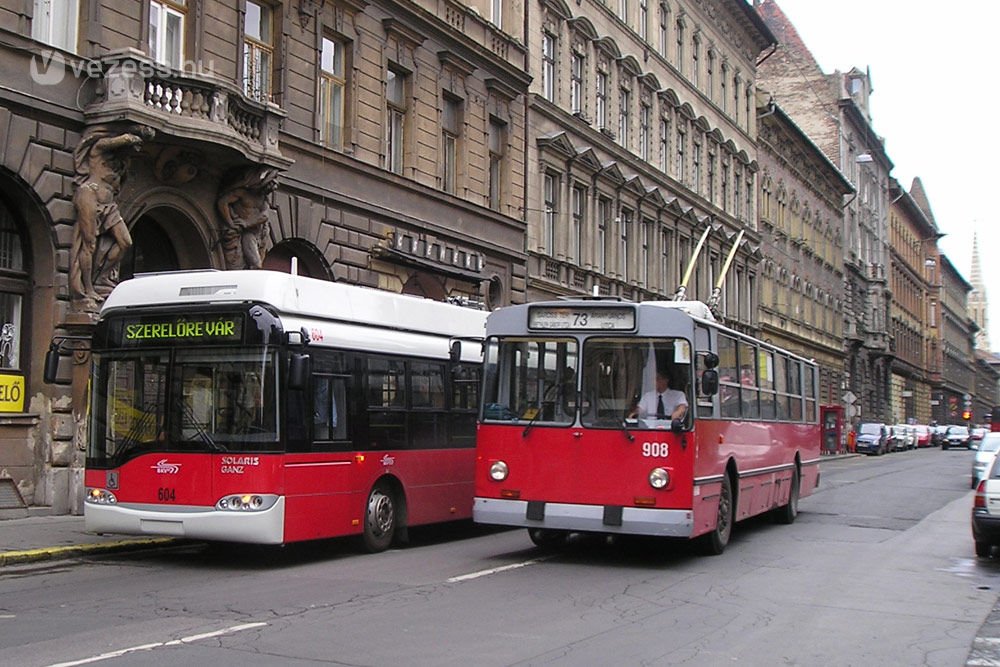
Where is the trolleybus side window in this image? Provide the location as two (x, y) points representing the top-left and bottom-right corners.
(759, 349), (777, 420)
(718, 334), (739, 419)
(738, 340), (759, 419)
(367, 357), (407, 449)
(787, 359), (803, 422)
(409, 361), (447, 450)
(773, 354), (788, 420)
(450, 362), (480, 449)
(313, 373), (349, 443)
(804, 364), (817, 422)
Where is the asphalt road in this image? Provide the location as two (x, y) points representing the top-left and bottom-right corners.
(1, 447), (997, 666)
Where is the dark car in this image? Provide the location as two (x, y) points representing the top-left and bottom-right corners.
(931, 424), (949, 446)
(943, 425), (971, 450)
(855, 422), (888, 456)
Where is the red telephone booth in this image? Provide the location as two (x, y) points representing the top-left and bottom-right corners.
(820, 405), (844, 454)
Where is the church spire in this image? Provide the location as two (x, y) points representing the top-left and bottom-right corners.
(969, 231), (991, 351)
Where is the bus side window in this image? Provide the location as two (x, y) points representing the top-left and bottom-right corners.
(314, 375), (349, 443)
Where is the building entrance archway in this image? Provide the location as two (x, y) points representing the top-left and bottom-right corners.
(120, 206), (213, 280)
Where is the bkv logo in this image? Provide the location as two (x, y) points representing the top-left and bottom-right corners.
(30, 49), (69, 85)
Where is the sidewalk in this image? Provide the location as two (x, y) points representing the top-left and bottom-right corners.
(0, 511), (177, 567)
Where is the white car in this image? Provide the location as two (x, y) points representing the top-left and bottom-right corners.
(973, 453), (1000, 556)
(973, 433), (1000, 488)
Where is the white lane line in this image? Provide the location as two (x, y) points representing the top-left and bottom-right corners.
(447, 557), (551, 583)
(47, 622), (268, 667)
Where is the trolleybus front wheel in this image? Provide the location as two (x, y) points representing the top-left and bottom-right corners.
(700, 474), (733, 556)
(363, 484), (397, 553)
(773, 467), (800, 525)
(528, 528), (568, 549)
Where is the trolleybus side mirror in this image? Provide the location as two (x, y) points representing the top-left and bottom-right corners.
(43, 345), (60, 384)
(450, 340), (462, 363)
(703, 352), (719, 369)
(288, 353), (309, 390)
(700, 369), (719, 396)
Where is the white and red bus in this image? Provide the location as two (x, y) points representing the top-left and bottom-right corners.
(473, 297), (820, 554)
(76, 270), (485, 550)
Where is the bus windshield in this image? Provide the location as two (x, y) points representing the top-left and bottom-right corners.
(89, 347), (280, 466)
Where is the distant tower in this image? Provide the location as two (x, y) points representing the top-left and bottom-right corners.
(969, 232), (991, 351)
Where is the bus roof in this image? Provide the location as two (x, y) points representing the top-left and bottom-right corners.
(101, 270), (487, 345)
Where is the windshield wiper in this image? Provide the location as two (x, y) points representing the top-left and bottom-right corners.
(522, 382), (563, 438)
(176, 396), (225, 451)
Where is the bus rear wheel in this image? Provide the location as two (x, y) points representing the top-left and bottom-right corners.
(528, 528), (567, 549)
(773, 468), (800, 525)
(362, 484), (396, 553)
(700, 474), (733, 555)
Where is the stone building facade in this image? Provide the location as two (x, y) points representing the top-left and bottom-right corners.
(522, 0), (775, 332)
(0, 0), (530, 513)
(755, 98), (852, 407)
(936, 255), (977, 424)
(887, 177), (941, 425)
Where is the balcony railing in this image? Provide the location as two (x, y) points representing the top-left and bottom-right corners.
(83, 49), (290, 168)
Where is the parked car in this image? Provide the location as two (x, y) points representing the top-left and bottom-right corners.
(971, 427), (988, 449)
(913, 424), (932, 448)
(855, 422), (888, 455)
(972, 433), (1000, 488)
(973, 454), (1000, 556)
(891, 424), (914, 451)
(943, 425), (972, 450)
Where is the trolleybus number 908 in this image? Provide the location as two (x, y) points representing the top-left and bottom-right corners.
(641, 442), (670, 458)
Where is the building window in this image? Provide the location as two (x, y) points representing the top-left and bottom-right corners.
(0, 203), (25, 371)
(570, 52), (584, 115)
(639, 102), (650, 161)
(598, 197), (610, 274)
(442, 94), (462, 194)
(706, 51), (714, 100)
(596, 71), (608, 130)
(620, 208), (632, 281)
(746, 87), (753, 133)
(491, 0), (502, 30)
(33, 0), (79, 52)
(658, 3), (669, 58)
(542, 32), (556, 102)
(571, 185), (585, 265)
(639, 0), (648, 41)
(319, 36), (346, 150)
(619, 0), (628, 22)
(745, 175), (753, 222)
(675, 19), (684, 75)
(618, 88), (630, 147)
(676, 129), (685, 183)
(149, 0), (185, 69)
(707, 152), (716, 205)
(489, 118), (506, 211)
(660, 229), (671, 291)
(692, 142), (701, 194)
(720, 65), (727, 112)
(640, 219), (650, 286)
(543, 173), (557, 256)
(733, 170), (741, 219)
(659, 116), (669, 173)
(721, 163), (729, 213)
(732, 75), (740, 125)
(243, 1), (273, 101)
(692, 37), (699, 89)
(386, 65), (408, 174)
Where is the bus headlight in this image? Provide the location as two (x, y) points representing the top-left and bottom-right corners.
(489, 461), (509, 481)
(85, 488), (118, 504)
(216, 494), (278, 512)
(649, 468), (670, 489)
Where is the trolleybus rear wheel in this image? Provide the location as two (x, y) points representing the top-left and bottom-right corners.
(700, 474), (733, 555)
(363, 484), (396, 553)
(528, 528), (567, 549)
(773, 467), (800, 525)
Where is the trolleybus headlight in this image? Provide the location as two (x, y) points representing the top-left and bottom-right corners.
(85, 488), (117, 504)
(216, 494), (278, 512)
(489, 461), (509, 481)
(649, 468), (670, 489)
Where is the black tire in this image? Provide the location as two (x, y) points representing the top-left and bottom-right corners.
(699, 474), (734, 555)
(362, 484), (396, 553)
(527, 528), (567, 549)
(773, 468), (800, 525)
(976, 541), (992, 558)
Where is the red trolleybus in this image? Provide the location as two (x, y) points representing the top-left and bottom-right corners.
(73, 270), (485, 551)
(473, 297), (820, 554)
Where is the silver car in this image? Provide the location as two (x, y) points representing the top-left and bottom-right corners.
(973, 433), (1000, 488)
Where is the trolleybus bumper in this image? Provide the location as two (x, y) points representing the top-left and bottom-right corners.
(474, 497), (693, 538)
(85, 497), (286, 544)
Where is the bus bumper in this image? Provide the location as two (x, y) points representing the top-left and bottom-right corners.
(84, 497), (286, 544)
(473, 497), (693, 538)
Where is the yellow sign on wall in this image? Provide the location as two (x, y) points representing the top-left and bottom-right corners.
(0, 373), (25, 412)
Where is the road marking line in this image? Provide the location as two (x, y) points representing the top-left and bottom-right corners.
(47, 622), (267, 667)
(447, 557), (551, 583)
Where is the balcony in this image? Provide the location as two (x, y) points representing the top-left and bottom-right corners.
(83, 49), (290, 168)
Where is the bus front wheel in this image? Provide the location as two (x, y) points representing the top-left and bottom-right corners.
(363, 484), (396, 553)
(773, 468), (800, 525)
(700, 474), (733, 556)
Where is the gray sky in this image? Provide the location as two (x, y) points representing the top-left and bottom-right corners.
(765, 0), (998, 351)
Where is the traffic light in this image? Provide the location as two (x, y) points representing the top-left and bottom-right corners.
(963, 410), (972, 421)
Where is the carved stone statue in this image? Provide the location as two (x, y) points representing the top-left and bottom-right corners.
(70, 124), (154, 306)
(216, 166), (279, 270)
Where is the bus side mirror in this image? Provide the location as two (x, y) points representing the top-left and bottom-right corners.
(44, 346), (60, 384)
(450, 340), (462, 363)
(700, 369), (719, 396)
(288, 353), (309, 390)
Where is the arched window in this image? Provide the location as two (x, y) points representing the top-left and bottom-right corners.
(0, 197), (26, 371)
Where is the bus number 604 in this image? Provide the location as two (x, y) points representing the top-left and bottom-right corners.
(642, 442), (669, 458)
(157, 487), (176, 502)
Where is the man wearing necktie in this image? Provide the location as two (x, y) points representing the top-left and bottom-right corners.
(631, 370), (688, 421)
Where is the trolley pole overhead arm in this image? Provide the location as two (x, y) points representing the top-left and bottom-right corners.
(673, 224), (712, 301)
(707, 229), (745, 318)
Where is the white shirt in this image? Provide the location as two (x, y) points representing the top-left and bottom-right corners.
(635, 388), (688, 419)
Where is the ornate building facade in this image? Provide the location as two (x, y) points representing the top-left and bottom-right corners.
(0, 0), (530, 513)
(522, 0), (775, 332)
(755, 98), (851, 407)
(937, 255), (977, 424)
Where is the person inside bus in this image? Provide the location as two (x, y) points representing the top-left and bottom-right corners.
(630, 370), (688, 422)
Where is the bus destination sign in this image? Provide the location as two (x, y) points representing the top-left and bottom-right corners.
(528, 306), (635, 331)
(117, 315), (244, 346)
